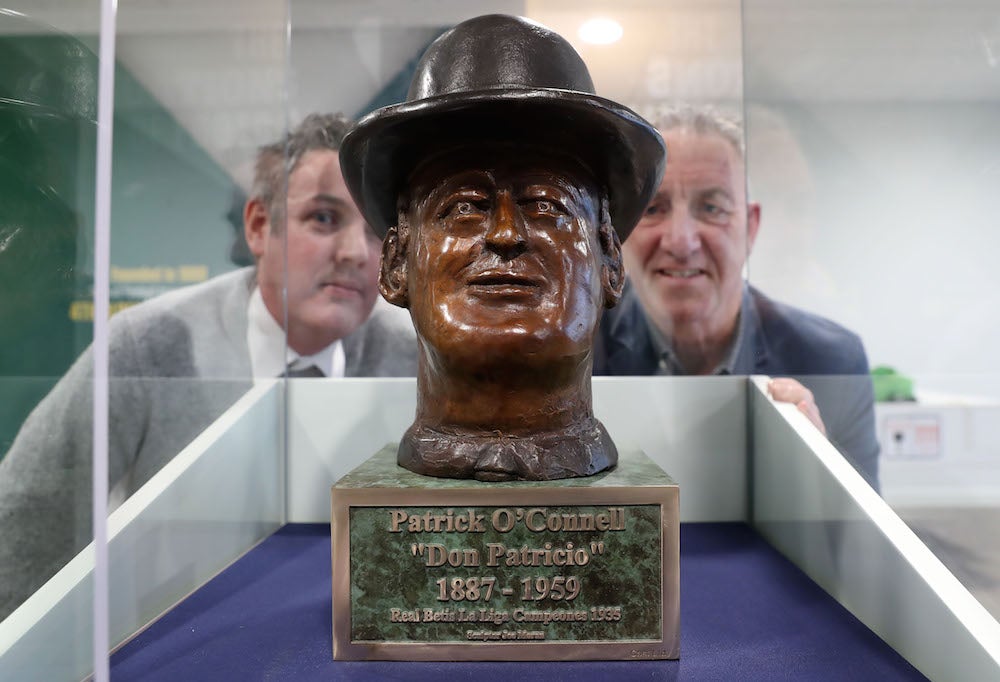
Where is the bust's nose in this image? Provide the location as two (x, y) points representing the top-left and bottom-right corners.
(485, 192), (528, 260)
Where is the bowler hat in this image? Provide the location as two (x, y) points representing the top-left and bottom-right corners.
(340, 14), (665, 240)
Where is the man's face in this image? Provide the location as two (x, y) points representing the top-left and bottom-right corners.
(248, 149), (380, 355)
(623, 129), (759, 341)
(398, 148), (608, 368)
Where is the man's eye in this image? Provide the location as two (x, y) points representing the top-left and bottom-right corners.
(701, 203), (730, 219)
(312, 211), (340, 227)
(641, 202), (668, 219)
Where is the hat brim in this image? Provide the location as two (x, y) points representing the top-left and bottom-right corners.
(340, 89), (665, 240)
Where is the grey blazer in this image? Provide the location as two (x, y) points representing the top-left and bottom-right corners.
(0, 267), (417, 619)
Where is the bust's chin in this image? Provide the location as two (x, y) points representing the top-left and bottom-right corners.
(419, 324), (593, 376)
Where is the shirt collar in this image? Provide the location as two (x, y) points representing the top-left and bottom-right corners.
(246, 287), (344, 379)
(649, 286), (751, 376)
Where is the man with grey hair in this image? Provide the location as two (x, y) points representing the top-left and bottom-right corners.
(595, 107), (879, 489)
(0, 114), (416, 620)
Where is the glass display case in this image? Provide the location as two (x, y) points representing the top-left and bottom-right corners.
(742, 0), (1000, 622)
(0, 0), (998, 679)
(0, 5), (101, 676)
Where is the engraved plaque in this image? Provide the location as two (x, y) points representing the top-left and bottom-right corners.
(331, 446), (679, 661)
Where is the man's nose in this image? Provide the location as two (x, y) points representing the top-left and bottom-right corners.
(659, 209), (699, 258)
(334, 219), (373, 265)
(485, 193), (528, 260)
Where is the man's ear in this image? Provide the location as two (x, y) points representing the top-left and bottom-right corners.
(379, 214), (410, 309)
(598, 198), (625, 309)
(746, 202), (761, 253)
(243, 197), (271, 259)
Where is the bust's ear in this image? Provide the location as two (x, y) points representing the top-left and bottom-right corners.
(379, 214), (410, 308)
(598, 198), (624, 308)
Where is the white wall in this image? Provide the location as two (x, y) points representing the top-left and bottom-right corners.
(743, 1), (1000, 399)
(747, 101), (1000, 396)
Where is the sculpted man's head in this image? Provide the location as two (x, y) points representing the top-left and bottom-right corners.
(382, 145), (622, 376)
(624, 108), (760, 374)
(245, 113), (381, 356)
(341, 15), (664, 480)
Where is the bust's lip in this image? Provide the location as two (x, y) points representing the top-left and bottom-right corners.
(466, 270), (543, 288)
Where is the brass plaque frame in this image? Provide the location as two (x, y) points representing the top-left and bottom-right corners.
(331, 475), (679, 661)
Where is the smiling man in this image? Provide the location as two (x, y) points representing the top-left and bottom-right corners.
(596, 107), (879, 489)
(0, 114), (417, 620)
(624, 121), (759, 377)
(340, 15), (664, 481)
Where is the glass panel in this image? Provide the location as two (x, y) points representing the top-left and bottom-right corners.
(0, 1), (100, 677)
(280, 0), (744, 473)
(0, 0), (99, 622)
(103, 0), (288, 650)
(744, 0), (1000, 621)
(105, 0), (288, 497)
(549, 1), (760, 478)
(2, 1), (289, 678)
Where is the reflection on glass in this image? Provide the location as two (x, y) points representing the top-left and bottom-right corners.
(1, 0), (290, 627)
(743, 0), (1000, 623)
(3, 0), (424, 636)
(0, 8), (98, 623)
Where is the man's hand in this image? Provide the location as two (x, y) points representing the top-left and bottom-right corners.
(768, 378), (826, 436)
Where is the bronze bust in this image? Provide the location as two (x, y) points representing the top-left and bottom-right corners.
(340, 14), (664, 481)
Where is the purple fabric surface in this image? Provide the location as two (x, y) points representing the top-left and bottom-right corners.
(110, 523), (927, 681)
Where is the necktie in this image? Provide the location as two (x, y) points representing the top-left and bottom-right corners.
(285, 364), (325, 378)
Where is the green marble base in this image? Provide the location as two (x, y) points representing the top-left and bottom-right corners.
(331, 446), (679, 661)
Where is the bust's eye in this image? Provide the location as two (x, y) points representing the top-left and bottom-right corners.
(522, 197), (566, 216)
(440, 198), (487, 220)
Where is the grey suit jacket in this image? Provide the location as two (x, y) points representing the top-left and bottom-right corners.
(0, 267), (416, 619)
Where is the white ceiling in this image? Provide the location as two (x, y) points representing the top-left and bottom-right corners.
(4, 0), (998, 186)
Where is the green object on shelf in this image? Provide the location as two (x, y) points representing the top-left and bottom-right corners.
(871, 365), (915, 402)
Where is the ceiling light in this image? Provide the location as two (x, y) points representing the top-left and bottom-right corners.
(579, 17), (623, 46)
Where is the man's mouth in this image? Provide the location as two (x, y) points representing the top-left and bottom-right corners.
(321, 280), (363, 296)
(655, 268), (705, 279)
